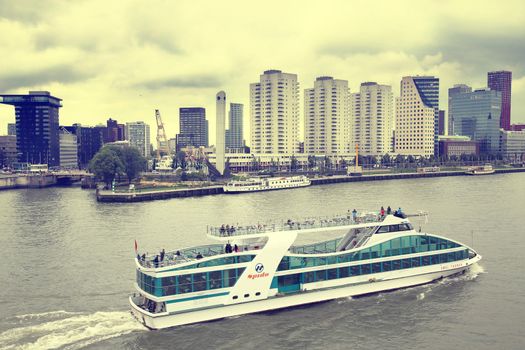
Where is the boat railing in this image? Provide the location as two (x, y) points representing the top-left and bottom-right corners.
(207, 211), (385, 237)
(137, 244), (225, 268)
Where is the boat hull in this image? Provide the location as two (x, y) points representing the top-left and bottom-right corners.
(130, 256), (480, 330)
(223, 182), (310, 193)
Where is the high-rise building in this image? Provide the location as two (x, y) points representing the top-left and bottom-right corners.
(63, 124), (105, 169)
(351, 82), (393, 156)
(304, 76), (351, 155)
(7, 123), (16, 136)
(411, 76), (440, 155)
(250, 70), (300, 154)
(438, 110), (446, 135)
(59, 128), (78, 169)
(126, 121), (151, 157)
(488, 70), (512, 130)
(450, 88), (501, 154)
(216, 91), (226, 175)
(448, 84), (472, 135)
(0, 91), (61, 166)
(105, 118), (125, 143)
(395, 77), (436, 157)
(176, 107), (208, 151)
(226, 103), (244, 150)
(0, 135), (17, 167)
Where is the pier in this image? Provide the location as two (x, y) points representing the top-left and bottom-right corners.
(0, 171), (91, 190)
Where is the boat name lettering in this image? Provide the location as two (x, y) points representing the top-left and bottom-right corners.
(248, 272), (269, 279)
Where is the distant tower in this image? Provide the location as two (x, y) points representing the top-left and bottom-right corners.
(216, 91), (226, 175)
(488, 71), (512, 130)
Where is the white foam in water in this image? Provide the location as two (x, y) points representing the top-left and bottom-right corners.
(14, 311), (84, 321)
(0, 311), (145, 350)
(417, 292), (425, 300)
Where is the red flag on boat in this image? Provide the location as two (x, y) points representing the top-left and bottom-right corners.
(134, 240), (138, 252)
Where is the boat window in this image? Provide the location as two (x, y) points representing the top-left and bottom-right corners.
(244, 294), (250, 298)
(232, 295), (238, 300)
(327, 268), (338, 280)
(377, 226), (390, 233)
(350, 265), (361, 276)
(361, 264), (371, 274)
(255, 292), (261, 296)
(339, 267), (350, 278)
(315, 270), (326, 281)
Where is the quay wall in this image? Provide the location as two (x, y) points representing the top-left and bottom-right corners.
(95, 168), (525, 203)
(0, 175), (57, 190)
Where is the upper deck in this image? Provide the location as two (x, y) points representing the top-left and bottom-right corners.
(207, 210), (386, 238)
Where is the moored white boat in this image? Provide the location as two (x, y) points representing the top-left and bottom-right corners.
(130, 210), (481, 329)
(223, 175), (311, 193)
(465, 164), (495, 175)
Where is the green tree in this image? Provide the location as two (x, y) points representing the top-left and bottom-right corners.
(88, 147), (124, 187)
(117, 146), (147, 183)
(176, 151), (187, 169)
(307, 155), (316, 170)
(290, 155), (299, 171)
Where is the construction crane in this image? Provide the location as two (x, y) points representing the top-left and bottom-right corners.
(155, 109), (170, 160)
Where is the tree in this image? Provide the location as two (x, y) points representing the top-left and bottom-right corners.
(88, 147), (124, 187)
(307, 155), (316, 170)
(290, 155), (299, 171)
(175, 151), (187, 169)
(117, 146), (147, 183)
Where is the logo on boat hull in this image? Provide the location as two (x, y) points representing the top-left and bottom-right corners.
(255, 263), (264, 273)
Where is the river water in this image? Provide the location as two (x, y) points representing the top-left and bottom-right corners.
(0, 173), (524, 350)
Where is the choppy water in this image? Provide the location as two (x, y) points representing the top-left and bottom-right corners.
(0, 174), (524, 349)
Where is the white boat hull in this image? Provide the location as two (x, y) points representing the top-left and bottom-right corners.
(130, 256), (480, 330)
(223, 182), (310, 193)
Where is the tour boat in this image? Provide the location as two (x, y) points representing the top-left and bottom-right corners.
(130, 211), (481, 329)
(223, 175), (311, 193)
(465, 164), (495, 175)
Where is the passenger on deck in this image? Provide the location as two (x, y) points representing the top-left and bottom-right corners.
(196, 252), (203, 259)
(352, 209), (357, 221)
(220, 225), (226, 235)
(160, 249), (165, 262)
(234, 244), (239, 253)
(380, 206), (385, 218)
(176, 250), (181, 257)
(153, 255), (159, 268)
(225, 243), (232, 253)
(387, 206), (392, 215)
(141, 253), (146, 261)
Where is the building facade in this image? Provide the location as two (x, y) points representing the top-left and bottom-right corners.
(105, 118), (126, 143)
(250, 70), (300, 154)
(7, 123), (16, 136)
(450, 88), (501, 154)
(126, 121), (151, 157)
(0, 135), (17, 168)
(488, 71), (512, 130)
(448, 84), (472, 135)
(438, 110), (446, 135)
(304, 77), (351, 155)
(395, 77), (436, 157)
(0, 91), (62, 166)
(59, 128), (78, 169)
(499, 130), (525, 162)
(176, 107), (208, 152)
(352, 82), (393, 156)
(63, 124), (105, 169)
(226, 103), (244, 150)
(438, 135), (479, 158)
(412, 76), (440, 154)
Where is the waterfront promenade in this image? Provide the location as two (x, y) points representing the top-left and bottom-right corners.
(95, 167), (525, 202)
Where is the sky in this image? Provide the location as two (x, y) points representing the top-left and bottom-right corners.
(1, 0), (524, 145)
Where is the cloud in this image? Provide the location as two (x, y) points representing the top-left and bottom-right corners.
(136, 75), (223, 90)
(0, 0), (61, 23)
(0, 65), (94, 91)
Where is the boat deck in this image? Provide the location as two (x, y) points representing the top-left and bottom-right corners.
(207, 211), (385, 237)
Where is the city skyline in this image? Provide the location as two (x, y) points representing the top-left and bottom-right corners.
(0, 0), (524, 145)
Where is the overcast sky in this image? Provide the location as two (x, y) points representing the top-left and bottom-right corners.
(1, 0), (524, 144)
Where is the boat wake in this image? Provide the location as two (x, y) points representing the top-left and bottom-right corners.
(0, 311), (145, 350)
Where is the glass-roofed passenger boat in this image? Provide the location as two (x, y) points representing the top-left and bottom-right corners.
(130, 210), (482, 329)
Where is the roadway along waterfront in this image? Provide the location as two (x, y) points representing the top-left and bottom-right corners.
(0, 172), (524, 349)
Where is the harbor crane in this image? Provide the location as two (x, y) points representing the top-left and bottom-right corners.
(155, 109), (170, 160)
